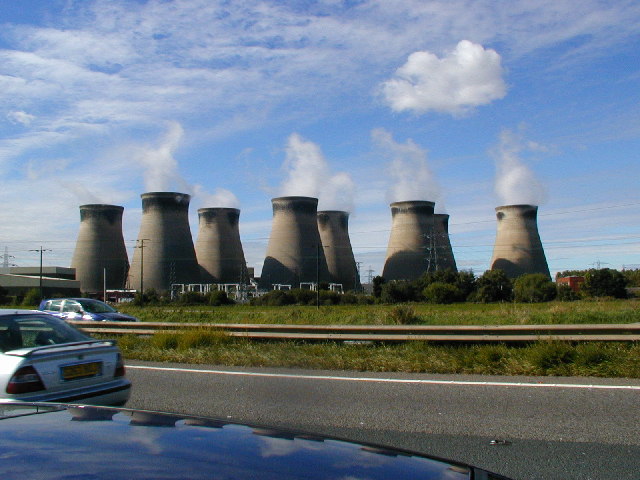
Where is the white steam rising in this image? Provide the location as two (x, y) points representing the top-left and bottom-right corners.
(135, 122), (189, 192)
(493, 129), (546, 206)
(381, 40), (507, 115)
(280, 133), (355, 212)
(372, 128), (444, 211)
(193, 185), (240, 209)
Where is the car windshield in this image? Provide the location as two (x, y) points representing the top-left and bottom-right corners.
(77, 300), (117, 314)
(0, 314), (91, 352)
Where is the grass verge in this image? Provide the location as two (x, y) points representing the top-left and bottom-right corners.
(114, 332), (640, 378)
(118, 299), (640, 326)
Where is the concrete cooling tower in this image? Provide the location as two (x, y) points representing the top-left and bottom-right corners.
(71, 204), (129, 293)
(433, 214), (457, 272)
(129, 192), (200, 292)
(195, 208), (247, 283)
(317, 210), (361, 291)
(490, 204), (550, 278)
(382, 201), (437, 281)
(260, 196), (330, 288)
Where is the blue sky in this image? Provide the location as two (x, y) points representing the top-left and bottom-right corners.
(1, 0), (639, 280)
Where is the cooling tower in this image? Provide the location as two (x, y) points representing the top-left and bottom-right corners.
(195, 208), (247, 283)
(317, 210), (361, 291)
(129, 192), (200, 292)
(490, 204), (550, 278)
(382, 201), (436, 281)
(433, 214), (457, 272)
(260, 196), (330, 288)
(71, 204), (129, 293)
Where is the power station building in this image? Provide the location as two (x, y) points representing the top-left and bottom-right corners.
(382, 200), (440, 281)
(71, 204), (129, 293)
(490, 204), (550, 278)
(195, 207), (248, 284)
(433, 213), (457, 272)
(128, 192), (201, 293)
(260, 196), (330, 288)
(317, 210), (360, 291)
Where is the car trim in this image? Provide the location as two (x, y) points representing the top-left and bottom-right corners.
(5, 340), (117, 357)
(16, 381), (131, 403)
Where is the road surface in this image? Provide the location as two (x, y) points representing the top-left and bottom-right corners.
(125, 361), (640, 479)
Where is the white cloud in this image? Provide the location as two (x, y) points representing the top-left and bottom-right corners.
(7, 111), (36, 126)
(381, 40), (507, 115)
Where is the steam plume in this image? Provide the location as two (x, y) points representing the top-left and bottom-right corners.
(372, 128), (444, 211)
(280, 133), (354, 212)
(493, 129), (546, 206)
(135, 121), (188, 192)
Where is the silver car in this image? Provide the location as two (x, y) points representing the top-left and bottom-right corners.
(0, 309), (131, 406)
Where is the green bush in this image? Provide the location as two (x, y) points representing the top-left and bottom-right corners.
(387, 305), (421, 325)
(556, 284), (579, 301)
(530, 342), (577, 371)
(583, 268), (628, 299)
(470, 270), (513, 303)
(21, 288), (42, 307)
(207, 290), (234, 306)
(176, 291), (207, 305)
(380, 281), (418, 303)
(423, 282), (461, 304)
(372, 276), (385, 298)
(251, 290), (296, 306)
(513, 274), (557, 303)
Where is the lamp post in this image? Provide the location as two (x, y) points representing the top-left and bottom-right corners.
(29, 246), (51, 300)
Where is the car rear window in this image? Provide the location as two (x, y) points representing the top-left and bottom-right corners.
(0, 315), (90, 352)
(44, 300), (63, 312)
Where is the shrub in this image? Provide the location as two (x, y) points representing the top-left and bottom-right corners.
(530, 342), (577, 371)
(556, 284), (579, 301)
(21, 288), (42, 307)
(251, 290), (296, 306)
(319, 290), (341, 305)
(290, 288), (316, 305)
(372, 276), (385, 298)
(151, 332), (179, 349)
(583, 268), (628, 299)
(380, 281), (418, 303)
(513, 274), (557, 303)
(207, 290), (234, 306)
(470, 270), (513, 303)
(423, 282), (461, 304)
(176, 291), (207, 305)
(387, 305), (421, 325)
(177, 329), (229, 349)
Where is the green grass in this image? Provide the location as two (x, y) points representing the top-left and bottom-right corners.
(118, 298), (640, 326)
(111, 299), (640, 377)
(115, 333), (640, 378)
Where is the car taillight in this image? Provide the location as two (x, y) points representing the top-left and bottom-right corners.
(6, 366), (45, 394)
(114, 353), (126, 377)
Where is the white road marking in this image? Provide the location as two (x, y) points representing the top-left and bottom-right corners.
(127, 365), (640, 390)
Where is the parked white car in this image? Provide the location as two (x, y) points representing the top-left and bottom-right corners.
(0, 309), (130, 406)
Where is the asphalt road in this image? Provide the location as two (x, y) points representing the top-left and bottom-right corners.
(125, 361), (640, 480)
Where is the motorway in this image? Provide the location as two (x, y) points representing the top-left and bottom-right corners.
(125, 361), (640, 480)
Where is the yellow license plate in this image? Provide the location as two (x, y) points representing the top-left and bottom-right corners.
(62, 362), (102, 380)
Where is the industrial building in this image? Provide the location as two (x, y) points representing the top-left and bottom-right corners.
(71, 204), (129, 294)
(195, 207), (248, 284)
(128, 192), (201, 293)
(490, 204), (550, 278)
(317, 210), (361, 291)
(260, 196), (330, 289)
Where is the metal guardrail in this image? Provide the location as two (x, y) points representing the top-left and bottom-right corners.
(68, 321), (640, 343)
